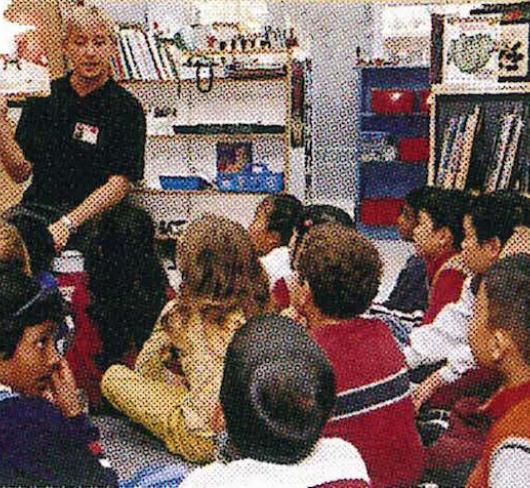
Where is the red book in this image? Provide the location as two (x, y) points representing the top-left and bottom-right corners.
(398, 137), (430, 162)
(371, 89), (415, 114)
(360, 199), (404, 227)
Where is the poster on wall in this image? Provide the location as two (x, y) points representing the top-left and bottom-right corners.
(442, 15), (501, 85)
(498, 19), (530, 82)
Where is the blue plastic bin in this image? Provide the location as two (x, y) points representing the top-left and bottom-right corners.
(159, 176), (208, 191)
(216, 164), (284, 193)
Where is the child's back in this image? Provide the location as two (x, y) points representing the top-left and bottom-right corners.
(314, 317), (424, 488)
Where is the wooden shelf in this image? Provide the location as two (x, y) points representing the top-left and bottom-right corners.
(120, 76), (286, 86)
(134, 187), (276, 197)
(147, 132), (285, 140)
(432, 83), (530, 95)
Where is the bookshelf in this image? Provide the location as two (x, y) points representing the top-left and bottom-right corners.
(430, 86), (530, 194)
(73, 1), (299, 239)
(356, 66), (430, 240)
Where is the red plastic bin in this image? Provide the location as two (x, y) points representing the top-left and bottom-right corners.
(371, 89), (415, 114)
(360, 199), (404, 227)
(418, 89), (430, 113)
(398, 137), (430, 162)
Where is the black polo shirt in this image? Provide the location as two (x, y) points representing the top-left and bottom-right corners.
(15, 74), (145, 212)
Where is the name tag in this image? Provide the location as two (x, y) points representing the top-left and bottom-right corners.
(73, 122), (99, 145)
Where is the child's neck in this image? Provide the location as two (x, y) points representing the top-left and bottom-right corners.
(306, 308), (347, 332)
(503, 360), (530, 389)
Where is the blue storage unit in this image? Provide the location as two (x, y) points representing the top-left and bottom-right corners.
(361, 162), (428, 199)
(357, 67), (430, 240)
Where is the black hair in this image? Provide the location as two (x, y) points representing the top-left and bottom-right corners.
(468, 191), (524, 246)
(84, 203), (168, 367)
(262, 194), (303, 246)
(482, 253), (530, 364)
(419, 189), (470, 250)
(293, 204), (354, 259)
(404, 186), (437, 214)
(0, 263), (64, 359)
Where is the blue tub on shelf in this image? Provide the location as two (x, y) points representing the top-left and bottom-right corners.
(159, 176), (208, 191)
(216, 164), (284, 193)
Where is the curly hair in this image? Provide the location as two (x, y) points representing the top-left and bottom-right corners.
(296, 223), (382, 319)
(172, 215), (270, 324)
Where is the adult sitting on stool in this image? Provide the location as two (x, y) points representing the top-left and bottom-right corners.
(0, 5), (145, 273)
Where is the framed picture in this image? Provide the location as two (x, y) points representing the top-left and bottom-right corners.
(498, 19), (530, 82)
(216, 141), (253, 173)
(442, 15), (501, 85)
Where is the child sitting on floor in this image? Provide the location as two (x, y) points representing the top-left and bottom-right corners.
(0, 219), (31, 275)
(292, 223), (424, 488)
(407, 191), (524, 408)
(0, 265), (117, 486)
(102, 215), (270, 464)
(181, 314), (370, 488)
(273, 204), (354, 311)
(412, 188), (471, 325)
(466, 254), (530, 487)
(249, 194), (303, 289)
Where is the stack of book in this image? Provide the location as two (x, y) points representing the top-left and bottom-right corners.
(113, 27), (182, 81)
(436, 105), (482, 190)
(485, 104), (527, 192)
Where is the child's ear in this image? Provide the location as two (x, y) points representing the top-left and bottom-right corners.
(438, 227), (453, 249)
(486, 236), (503, 260)
(490, 329), (511, 362)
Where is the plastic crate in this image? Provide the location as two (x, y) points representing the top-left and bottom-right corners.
(159, 176), (208, 190)
(216, 164), (284, 193)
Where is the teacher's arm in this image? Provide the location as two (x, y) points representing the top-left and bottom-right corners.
(48, 174), (131, 251)
(0, 97), (32, 183)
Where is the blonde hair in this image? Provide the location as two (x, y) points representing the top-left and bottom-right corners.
(167, 215), (270, 326)
(62, 5), (117, 43)
(0, 220), (31, 276)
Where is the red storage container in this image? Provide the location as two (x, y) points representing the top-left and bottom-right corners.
(398, 137), (430, 162)
(371, 89), (415, 114)
(419, 89), (430, 113)
(360, 199), (404, 227)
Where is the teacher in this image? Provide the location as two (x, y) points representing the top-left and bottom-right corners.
(0, 5), (145, 269)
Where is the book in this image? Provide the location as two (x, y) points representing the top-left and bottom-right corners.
(119, 29), (141, 80)
(437, 116), (459, 187)
(498, 108), (525, 190)
(486, 112), (516, 192)
(145, 30), (166, 80)
(443, 114), (467, 189)
(454, 105), (482, 190)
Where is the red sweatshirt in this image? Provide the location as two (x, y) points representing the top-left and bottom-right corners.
(312, 318), (425, 488)
(422, 251), (468, 325)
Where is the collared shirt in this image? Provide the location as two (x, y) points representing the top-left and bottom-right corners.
(16, 74), (145, 212)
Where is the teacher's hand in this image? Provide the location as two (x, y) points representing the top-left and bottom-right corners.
(48, 220), (70, 253)
(0, 95), (9, 120)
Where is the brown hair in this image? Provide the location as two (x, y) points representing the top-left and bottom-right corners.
(296, 223), (382, 319)
(483, 253), (530, 364)
(171, 215), (270, 324)
(0, 220), (31, 276)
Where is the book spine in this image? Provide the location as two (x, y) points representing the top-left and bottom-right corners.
(145, 31), (166, 80)
(131, 29), (154, 80)
(455, 105), (481, 190)
(498, 113), (524, 190)
(443, 114), (467, 189)
(437, 116), (458, 187)
(120, 29), (141, 80)
(158, 42), (176, 80)
(487, 113), (515, 192)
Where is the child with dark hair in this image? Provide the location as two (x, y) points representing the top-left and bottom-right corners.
(249, 194), (303, 287)
(413, 188), (472, 324)
(273, 204), (354, 311)
(181, 314), (370, 487)
(465, 254), (530, 487)
(62, 203), (168, 410)
(0, 265), (117, 486)
(384, 186), (435, 313)
(292, 223), (424, 488)
(408, 191), (524, 407)
(102, 215), (270, 463)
